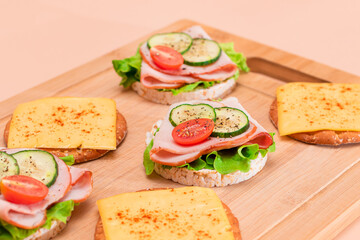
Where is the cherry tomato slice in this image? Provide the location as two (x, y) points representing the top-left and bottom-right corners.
(0, 175), (48, 204)
(172, 118), (215, 146)
(150, 45), (184, 70)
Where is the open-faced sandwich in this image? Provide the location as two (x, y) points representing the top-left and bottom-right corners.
(270, 82), (360, 145)
(4, 97), (127, 163)
(0, 148), (93, 240)
(113, 25), (249, 104)
(143, 97), (275, 187)
(95, 187), (241, 240)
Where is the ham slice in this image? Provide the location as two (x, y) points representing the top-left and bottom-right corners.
(140, 61), (237, 89)
(150, 97), (273, 166)
(141, 76), (184, 89)
(245, 132), (274, 149)
(59, 167), (93, 203)
(139, 26), (238, 88)
(140, 61), (186, 89)
(141, 61), (197, 84)
(0, 200), (46, 229)
(0, 149), (92, 229)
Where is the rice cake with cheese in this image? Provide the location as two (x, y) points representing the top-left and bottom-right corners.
(277, 83), (360, 136)
(97, 187), (235, 240)
(8, 97), (117, 150)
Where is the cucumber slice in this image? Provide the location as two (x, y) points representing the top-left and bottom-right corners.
(0, 152), (19, 181)
(211, 107), (249, 138)
(169, 104), (216, 127)
(12, 150), (58, 187)
(147, 33), (193, 54)
(183, 38), (222, 66)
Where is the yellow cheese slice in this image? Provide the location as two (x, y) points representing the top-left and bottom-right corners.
(277, 83), (360, 136)
(97, 187), (235, 240)
(8, 97), (117, 150)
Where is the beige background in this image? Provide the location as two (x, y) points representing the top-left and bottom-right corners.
(1, 0), (360, 239)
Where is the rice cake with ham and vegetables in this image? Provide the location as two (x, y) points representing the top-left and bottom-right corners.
(0, 148), (93, 240)
(143, 97), (275, 187)
(113, 26), (250, 104)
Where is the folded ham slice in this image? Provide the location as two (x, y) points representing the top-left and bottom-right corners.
(0, 149), (92, 229)
(150, 97), (273, 166)
(139, 26), (238, 89)
(59, 167), (93, 203)
(140, 61), (186, 89)
(140, 61), (237, 89)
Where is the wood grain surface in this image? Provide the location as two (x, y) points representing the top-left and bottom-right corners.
(1, 19), (360, 240)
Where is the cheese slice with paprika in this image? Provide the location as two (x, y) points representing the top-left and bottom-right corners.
(8, 97), (117, 149)
(97, 187), (235, 240)
(277, 83), (360, 136)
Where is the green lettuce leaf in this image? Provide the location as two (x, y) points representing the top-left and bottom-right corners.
(219, 42), (249, 72)
(59, 155), (75, 166)
(267, 132), (276, 153)
(212, 149), (250, 175)
(113, 49), (142, 88)
(183, 136), (275, 174)
(143, 139), (155, 175)
(0, 226), (13, 240)
(178, 158), (207, 171)
(44, 200), (75, 225)
(238, 144), (260, 160)
(0, 200), (74, 240)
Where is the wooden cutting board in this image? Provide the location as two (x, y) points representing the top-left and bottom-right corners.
(1, 19), (360, 240)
